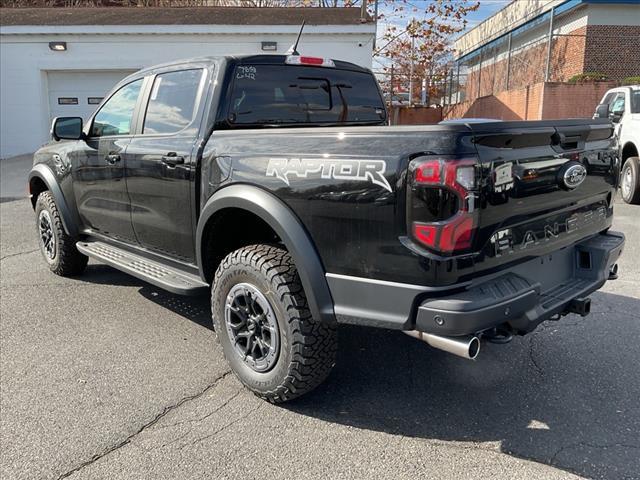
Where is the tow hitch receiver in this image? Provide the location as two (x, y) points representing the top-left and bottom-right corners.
(568, 297), (591, 317)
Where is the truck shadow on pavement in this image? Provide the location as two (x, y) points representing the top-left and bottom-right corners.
(286, 291), (640, 480)
(76, 265), (640, 479)
(79, 265), (214, 330)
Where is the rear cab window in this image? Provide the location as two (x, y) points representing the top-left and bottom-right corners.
(143, 69), (206, 135)
(227, 63), (386, 126)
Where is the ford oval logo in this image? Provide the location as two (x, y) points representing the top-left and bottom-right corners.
(560, 163), (587, 190)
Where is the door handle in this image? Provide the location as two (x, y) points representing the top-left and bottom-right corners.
(106, 154), (121, 165)
(161, 153), (185, 167)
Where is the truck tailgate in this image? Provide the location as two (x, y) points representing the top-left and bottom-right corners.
(469, 119), (617, 268)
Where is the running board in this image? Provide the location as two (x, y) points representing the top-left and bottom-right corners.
(76, 241), (209, 296)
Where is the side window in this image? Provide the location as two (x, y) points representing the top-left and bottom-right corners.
(610, 93), (625, 114)
(91, 79), (143, 137)
(143, 69), (204, 135)
(601, 92), (616, 106)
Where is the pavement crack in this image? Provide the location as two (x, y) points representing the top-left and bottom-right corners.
(159, 390), (242, 431)
(54, 370), (232, 480)
(178, 403), (264, 450)
(0, 248), (38, 261)
(527, 335), (545, 377)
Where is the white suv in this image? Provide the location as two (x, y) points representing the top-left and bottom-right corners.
(594, 85), (640, 204)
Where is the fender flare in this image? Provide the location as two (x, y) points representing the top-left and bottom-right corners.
(196, 184), (336, 324)
(28, 164), (79, 237)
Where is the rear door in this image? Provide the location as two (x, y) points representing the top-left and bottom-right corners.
(124, 67), (208, 263)
(470, 120), (616, 267)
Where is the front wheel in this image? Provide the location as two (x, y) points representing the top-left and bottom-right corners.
(34, 191), (88, 276)
(620, 157), (640, 205)
(212, 244), (337, 403)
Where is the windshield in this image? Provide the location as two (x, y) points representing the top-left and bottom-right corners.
(228, 65), (386, 126)
(631, 89), (640, 113)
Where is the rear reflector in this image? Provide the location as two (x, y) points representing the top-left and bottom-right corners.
(285, 55), (336, 68)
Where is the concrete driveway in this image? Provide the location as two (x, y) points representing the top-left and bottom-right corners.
(0, 154), (33, 202)
(1, 157), (639, 479)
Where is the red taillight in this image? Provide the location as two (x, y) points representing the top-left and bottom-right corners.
(285, 56), (336, 67)
(439, 215), (474, 251)
(300, 56), (324, 65)
(415, 160), (442, 184)
(409, 157), (478, 254)
(413, 223), (437, 247)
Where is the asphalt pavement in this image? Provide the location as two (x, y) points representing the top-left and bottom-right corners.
(1, 156), (639, 480)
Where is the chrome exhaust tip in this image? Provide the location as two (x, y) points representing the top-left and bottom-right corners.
(404, 331), (480, 360)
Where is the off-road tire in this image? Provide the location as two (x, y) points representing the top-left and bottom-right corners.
(620, 157), (640, 205)
(34, 191), (88, 276)
(212, 244), (337, 403)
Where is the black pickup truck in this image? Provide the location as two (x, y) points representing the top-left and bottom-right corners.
(29, 55), (624, 402)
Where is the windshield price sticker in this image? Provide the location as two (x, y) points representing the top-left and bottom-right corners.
(237, 66), (257, 81)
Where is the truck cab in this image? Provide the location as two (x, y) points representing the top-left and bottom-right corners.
(594, 85), (640, 204)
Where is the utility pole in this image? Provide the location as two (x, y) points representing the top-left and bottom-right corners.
(505, 32), (512, 90)
(409, 27), (415, 106)
(390, 64), (395, 101)
(373, 0), (379, 50)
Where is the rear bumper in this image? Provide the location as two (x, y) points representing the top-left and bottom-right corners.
(327, 231), (624, 336)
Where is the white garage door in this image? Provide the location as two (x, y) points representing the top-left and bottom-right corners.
(48, 70), (137, 124)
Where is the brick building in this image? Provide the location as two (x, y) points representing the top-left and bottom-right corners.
(448, 0), (640, 120)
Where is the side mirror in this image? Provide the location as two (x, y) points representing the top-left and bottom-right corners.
(51, 117), (84, 141)
(611, 110), (624, 123)
(594, 103), (609, 119)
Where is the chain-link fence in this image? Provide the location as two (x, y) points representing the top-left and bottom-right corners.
(444, 8), (640, 107)
(373, 69), (459, 108)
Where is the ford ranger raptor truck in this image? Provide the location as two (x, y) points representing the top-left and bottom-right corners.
(29, 55), (625, 403)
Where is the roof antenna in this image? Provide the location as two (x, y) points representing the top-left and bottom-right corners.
(287, 20), (306, 56)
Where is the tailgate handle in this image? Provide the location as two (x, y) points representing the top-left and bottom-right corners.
(551, 132), (584, 152)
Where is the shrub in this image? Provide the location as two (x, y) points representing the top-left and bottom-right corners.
(622, 76), (640, 86)
(567, 72), (609, 83)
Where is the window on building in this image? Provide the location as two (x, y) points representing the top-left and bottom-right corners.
(91, 79), (143, 137)
(143, 69), (204, 135)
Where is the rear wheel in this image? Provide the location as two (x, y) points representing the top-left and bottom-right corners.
(212, 244), (337, 403)
(620, 157), (640, 205)
(34, 191), (88, 276)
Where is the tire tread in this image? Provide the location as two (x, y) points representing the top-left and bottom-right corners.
(35, 191), (88, 276)
(212, 244), (337, 403)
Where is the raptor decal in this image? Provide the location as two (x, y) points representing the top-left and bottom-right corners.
(266, 157), (393, 192)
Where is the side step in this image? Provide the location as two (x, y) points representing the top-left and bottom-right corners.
(76, 241), (209, 296)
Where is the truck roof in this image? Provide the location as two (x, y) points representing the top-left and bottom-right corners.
(134, 54), (371, 77)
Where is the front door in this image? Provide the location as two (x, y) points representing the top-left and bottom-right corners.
(73, 78), (144, 244)
(124, 68), (207, 262)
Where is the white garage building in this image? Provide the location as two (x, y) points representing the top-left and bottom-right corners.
(0, 7), (375, 158)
